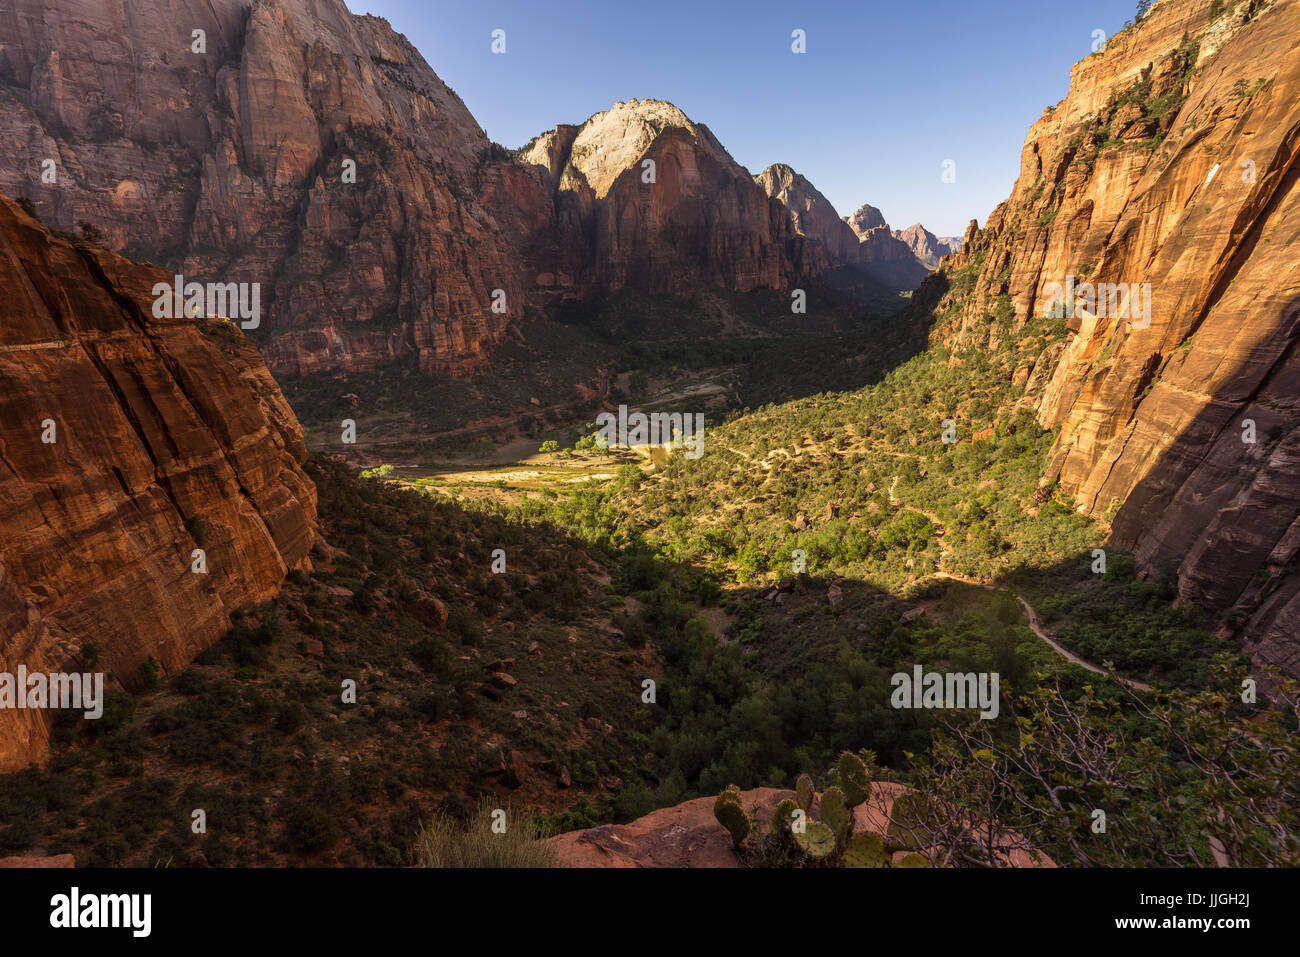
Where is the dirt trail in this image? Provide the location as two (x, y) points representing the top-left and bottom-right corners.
(1016, 596), (1153, 693)
(890, 464), (1153, 694)
(924, 570), (1153, 693)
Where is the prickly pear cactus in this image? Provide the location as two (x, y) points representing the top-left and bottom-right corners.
(770, 798), (799, 835)
(792, 820), (836, 860)
(895, 852), (930, 868)
(837, 750), (872, 808)
(795, 773), (816, 812)
(713, 785), (752, 849)
(842, 832), (888, 868)
(821, 786), (851, 847)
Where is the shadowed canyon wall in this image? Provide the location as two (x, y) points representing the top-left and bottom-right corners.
(931, 0), (1300, 677)
(0, 191), (317, 771)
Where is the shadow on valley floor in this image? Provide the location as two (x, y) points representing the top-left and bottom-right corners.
(0, 448), (1278, 868)
(279, 271), (941, 466)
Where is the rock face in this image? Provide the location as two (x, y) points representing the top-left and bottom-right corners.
(932, 0), (1300, 678)
(755, 163), (864, 267)
(843, 203), (933, 289)
(893, 222), (953, 269)
(501, 100), (882, 297)
(0, 6), (913, 377)
(546, 787), (813, 867)
(0, 190), (317, 771)
(0, 0), (523, 377)
(844, 203), (888, 236)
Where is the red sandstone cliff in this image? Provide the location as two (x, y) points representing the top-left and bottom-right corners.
(755, 164), (930, 290)
(843, 203), (934, 289)
(0, 190), (317, 771)
(496, 100), (871, 299)
(893, 223), (953, 270)
(0, 0), (523, 377)
(931, 0), (1300, 677)
(0, 4), (904, 380)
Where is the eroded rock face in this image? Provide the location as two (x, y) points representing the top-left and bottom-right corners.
(753, 164), (933, 291)
(0, 0), (524, 377)
(0, 8), (904, 376)
(842, 204), (933, 289)
(0, 190), (316, 771)
(893, 223), (952, 269)
(500, 100), (838, 298)
(755, 163), (866, 266)
(933, 0), (1300, 677)
(845, 203), (888, 236)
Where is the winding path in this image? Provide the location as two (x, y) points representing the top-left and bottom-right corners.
(1016, 595), (1153, 693)
(892, 472), (1153, 693)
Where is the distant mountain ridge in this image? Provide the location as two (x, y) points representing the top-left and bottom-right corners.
(893, 223), (953, 269)
(0, 1), (928, 380)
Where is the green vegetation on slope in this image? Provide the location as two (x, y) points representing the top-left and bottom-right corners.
(437, 283), (1277, 865)
(0, 460), (657, 866)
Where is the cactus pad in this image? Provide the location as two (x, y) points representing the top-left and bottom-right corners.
(842, 833), (888, 868)
(821, 786), (851, 847)
(770, 798), (799, 835)
(795, 773), (816, 812)
(713, 785), (752, 849)
(792, 820), (836, 860)
(837, 750), (872, 808)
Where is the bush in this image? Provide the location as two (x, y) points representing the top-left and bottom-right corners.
(137, 656), (162, 691)
(410, 636), (448, 674)
(286, 804), (340, 854)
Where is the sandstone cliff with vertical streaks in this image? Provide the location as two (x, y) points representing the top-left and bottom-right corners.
(929, 0), (1300, 677)
(0, 190), (316, 770)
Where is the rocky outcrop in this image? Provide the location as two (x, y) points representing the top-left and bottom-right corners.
(843, 203), (933, 289)
(500, 100), (839, 298)
(844, 203), (888, 236)
(753, 165), (933, 292)
(756, 163), (861, 264)
(931, 0), (1300, 678)
(0, 0), (524, 377)
(0, 3), (922, 375)
(893, 222), (953, 269)
(545, 787), (809, 867)
(547, 784), (1052, 867)
(0, 190), (317, 771)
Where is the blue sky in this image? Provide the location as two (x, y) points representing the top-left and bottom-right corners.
(347, 0), (1142, 236)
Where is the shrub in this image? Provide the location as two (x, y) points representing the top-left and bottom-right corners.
(286, 804), (340, 854)
(137, 656), (162, 691)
